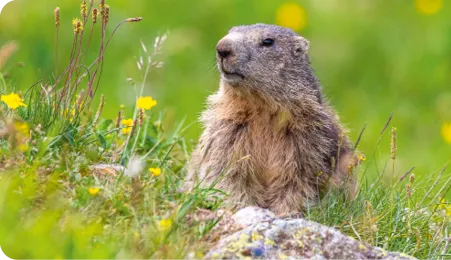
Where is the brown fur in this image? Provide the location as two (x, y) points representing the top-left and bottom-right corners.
(187, 24), (356, 214)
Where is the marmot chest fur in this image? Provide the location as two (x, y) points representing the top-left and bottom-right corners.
(187, 24), (356, 214)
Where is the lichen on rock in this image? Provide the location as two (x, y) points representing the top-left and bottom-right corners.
(204, 207), (417, 260)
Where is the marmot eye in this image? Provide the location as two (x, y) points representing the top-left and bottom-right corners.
(262, 38), (275, 47)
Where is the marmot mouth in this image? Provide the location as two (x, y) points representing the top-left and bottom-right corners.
(221, 69), (245, 80)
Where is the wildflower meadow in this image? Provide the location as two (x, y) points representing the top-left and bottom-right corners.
(0, 0), (450, 259)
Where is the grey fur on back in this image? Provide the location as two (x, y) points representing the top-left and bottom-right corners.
(187, 24), (356, 214)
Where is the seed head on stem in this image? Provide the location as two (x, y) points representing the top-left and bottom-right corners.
(72, 18), (84, 34)
(125, 17), (143, 23)
(130, 118), (138, 138)
(92, 8), (98, 24)
(139, 109), (144, 127)
(390, 127), (397, 160)
(54, 7), (60, 28)
(409, 173), (415, 184)
(81, 1), (88, 20)
(116, 111), (122, 129)
(406, 184), (412, 199)
(102, 4), (110, 25)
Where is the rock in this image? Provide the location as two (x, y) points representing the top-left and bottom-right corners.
(232, 206), (276, 227)
(188, 208), (240, 245)
(205, 207), (417, 260)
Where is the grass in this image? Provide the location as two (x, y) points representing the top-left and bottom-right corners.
(0, 1), (450, 259)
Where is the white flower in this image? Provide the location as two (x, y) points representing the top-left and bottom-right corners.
(125, 156), (144, 178)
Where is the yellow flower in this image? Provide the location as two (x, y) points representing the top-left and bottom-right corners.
(122, 119), (134, 134)
(276, 2), (307, 31)
(12, 121), (30, 152)
(415, 0), (443, 15)
(149, 167), (162, 177)
(17, 143), (30, 153)
(72, 18), (84, 34)
(88, 187), (100, 196)
(137, 96), (157, 111)
(62, 108), (76, 122)
(14, 121), (30, 136)
(1, 92), (27, 109)
(70, 109), (76, 120)
(158, 218), (172, 231)
(442, 122), (451, 144)
(18, 143), (29, 152)
(133, 231), (140, 241)
(80, 2), (88, 18)
(439, 199), (451, 216)
(358, 154), (366, 162)
(439, 199), (447, 209)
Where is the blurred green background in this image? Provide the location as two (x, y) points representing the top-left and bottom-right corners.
(1, 0), (450, 177)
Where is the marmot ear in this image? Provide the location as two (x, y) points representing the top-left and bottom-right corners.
(294, 36), (309, 56)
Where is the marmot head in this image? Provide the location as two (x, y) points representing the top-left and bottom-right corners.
(216, 24), (321, 104)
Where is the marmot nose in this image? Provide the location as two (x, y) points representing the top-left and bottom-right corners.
(217, 49), (231, 59)
(216, 40), (234, 59)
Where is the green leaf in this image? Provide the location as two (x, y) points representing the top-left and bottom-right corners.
(97, 132), (107, 149)
(99, 119), (113, 131)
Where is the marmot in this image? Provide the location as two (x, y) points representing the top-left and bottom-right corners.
(187, 24), (356, 214)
